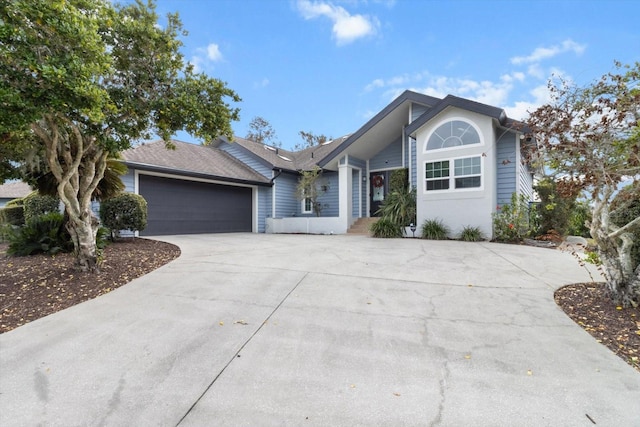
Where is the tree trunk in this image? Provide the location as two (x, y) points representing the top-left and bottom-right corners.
(32, 116), (108, 273)
(590, 192), (640, 308)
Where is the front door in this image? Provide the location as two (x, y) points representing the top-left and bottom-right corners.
(370, 171), (388, 216)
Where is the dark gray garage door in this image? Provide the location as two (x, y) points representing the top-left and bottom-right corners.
(139, 175), (252, 236)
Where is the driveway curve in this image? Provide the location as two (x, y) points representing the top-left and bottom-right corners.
(1, 234), (638, 426)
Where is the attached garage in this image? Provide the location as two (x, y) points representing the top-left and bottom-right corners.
(139, 174), (253, 236)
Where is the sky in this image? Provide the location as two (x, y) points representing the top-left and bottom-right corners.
(149, 0), (640, 150)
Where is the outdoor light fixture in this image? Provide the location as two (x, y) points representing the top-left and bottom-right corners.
(410, 222), (417, 238)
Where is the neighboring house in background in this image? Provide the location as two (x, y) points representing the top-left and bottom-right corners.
(106, 90), (535, 238)
(0, 181), (32, 208)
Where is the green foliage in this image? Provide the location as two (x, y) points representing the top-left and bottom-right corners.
(1, 0), (241, 270)
(568, 200), (592, 237)
(493, 193), (531, 242)
(421, 219), (449, 240)
(460, 226), (485, 242)
(533, 178), (575, 236)
(370, 218), (403, 238)
(25, 156), (128, 202)
(100, 193), (148, 238)
(246, 117), (279, 147)
(376, 187), (416, 228)
(23, 192), (59, 224)
(6, 212), (72, 256)
(389, 168), (409, 193)
(0, 205), (25, 226)
(610, 183), (640, 269)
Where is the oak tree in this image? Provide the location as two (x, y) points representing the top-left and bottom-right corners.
(527, 62), (639, 307)
(0, 0), (241, 271)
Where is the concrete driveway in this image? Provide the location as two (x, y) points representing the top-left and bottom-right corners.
(1, 234), (639, 426)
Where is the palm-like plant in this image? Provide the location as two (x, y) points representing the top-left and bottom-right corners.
(24, 154), (127, 201)
(375, 187), (416, 228)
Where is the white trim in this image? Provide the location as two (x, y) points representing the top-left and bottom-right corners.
(408, 137), (414, 191)
(366, 159), (370, 217)
(134, 169), (257, 189)
(301, 197), (313, 214)
(423, 117), (485, 154)
(272, 170), (277, 218)
(422, 154), (484, 194)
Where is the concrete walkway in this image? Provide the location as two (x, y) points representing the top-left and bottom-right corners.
(1, 234), (638, 426)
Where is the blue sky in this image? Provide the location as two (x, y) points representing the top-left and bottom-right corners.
(151, 0), (639, 150)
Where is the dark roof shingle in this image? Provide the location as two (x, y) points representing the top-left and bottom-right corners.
(121, 140), (271, 185)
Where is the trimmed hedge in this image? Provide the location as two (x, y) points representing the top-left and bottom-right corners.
(0, 205), (25, 226)
(100, 193), (148, 237)
(23, 192), (59, 224)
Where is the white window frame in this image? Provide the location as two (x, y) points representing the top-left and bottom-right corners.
(301, 190), (313, 214)
(424, 155), (483, 194)
(423, 117), (484, 153)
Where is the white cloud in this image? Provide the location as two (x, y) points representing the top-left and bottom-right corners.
(297, 0), (379, 45)
(206, 43), (223, 61)
(254, 77), (270, 89)
(510, 39), (586, 65)
(190, 42), (224, 72)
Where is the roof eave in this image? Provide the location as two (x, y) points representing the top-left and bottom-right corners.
(121, 161), (272, 187)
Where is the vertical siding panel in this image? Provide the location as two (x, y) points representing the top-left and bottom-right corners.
(274, 173), (299, 218)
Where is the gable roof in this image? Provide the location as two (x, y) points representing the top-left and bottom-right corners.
(405, 94), (510, 137)
(0, 181), (32, 199)
(121, 140), (271, 186)
(318, 90), (440, 168)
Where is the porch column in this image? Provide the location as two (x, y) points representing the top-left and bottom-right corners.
(338, 161), (353, 232)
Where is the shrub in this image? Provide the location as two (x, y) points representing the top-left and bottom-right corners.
(7, 211), (72, 256)
(100, 193), (147, 238)
(23, 192), (59, 224)
(568, 200), (592, 238)
(376, 187), (416, 228)
(460, 226), (485, 242)
(533, 178), (575, 236)
(493, 193), (531, 242)
(421, 219), (449, 240)
(389, 168), (409, 192)
(0, 205), (25, 226)
(370, 218), (403, 238)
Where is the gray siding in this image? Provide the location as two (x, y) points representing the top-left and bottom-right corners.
(519, 163), (534, 201)
(296, 171), (339, 217)
(121, 169), (135, 192)
(274, 173), (299, 218)
(219, 142), (272, 178)
(411, 103), (430, 122)
(257, 186), (272, 232)
(370, 137), (403, 170)
(348, 157), (366, 217)
(410, 137), (417, 188)
(496, 133), (517, 207)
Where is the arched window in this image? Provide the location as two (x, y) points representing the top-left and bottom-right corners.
(426, 120), (480, 151)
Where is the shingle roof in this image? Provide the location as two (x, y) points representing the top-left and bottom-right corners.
(0, 181), (32, 199)
(217, 135), (350, 172)
(405, 94), (511, 136)
(121, 140), (271, 186)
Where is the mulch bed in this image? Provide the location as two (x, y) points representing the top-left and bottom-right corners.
(0, 238), (638, 373)
(555, 282), (639, 372)
(0, 238), (180, 333)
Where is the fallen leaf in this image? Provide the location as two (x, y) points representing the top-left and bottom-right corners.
(527, 370), (533, 376)
(219, 321), (224, 326)
(234, 320), (248, 325)
(464, 354), (471, 360)
(350, 384), (356, 389)
(393, 392), (401, 397)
